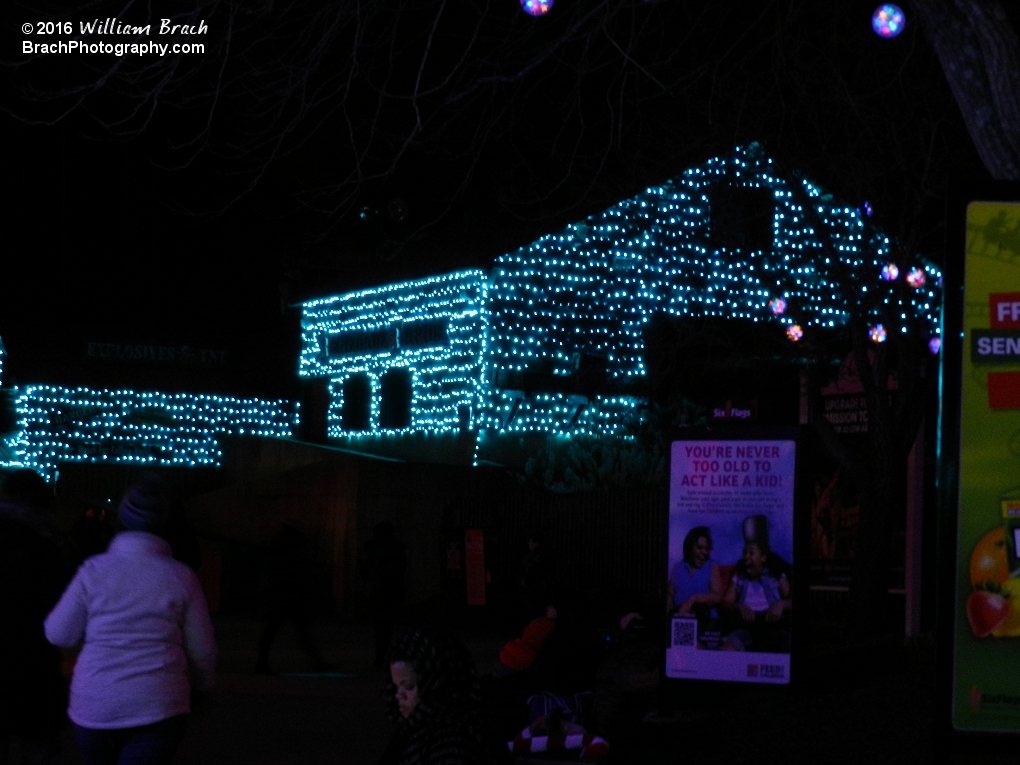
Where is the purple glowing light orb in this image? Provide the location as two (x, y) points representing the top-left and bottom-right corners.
(881, 263), (899, 282)
(786, 325), (804, 342)
(906, 267), (926, 289)
(869, 324), (888, 343)
(872, 4), (905, 38)
(769, 297), (787, 316)
(520, 0), (553, 17)
(928, 337), (941, 355)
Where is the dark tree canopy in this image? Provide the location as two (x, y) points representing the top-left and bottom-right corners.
(6, 0), (1012, 288)
(911, 0), (1020, 180)
(2, 0), (1017, 408)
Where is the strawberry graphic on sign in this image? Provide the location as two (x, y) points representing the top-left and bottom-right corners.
(966, 586), (1010, 638)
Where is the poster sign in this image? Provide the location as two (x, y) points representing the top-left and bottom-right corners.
(810, 355), (903, 591)
(952, 201), (1020, 732)
(666, 438), (796, 684)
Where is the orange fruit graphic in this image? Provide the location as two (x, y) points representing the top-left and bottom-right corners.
(970, 527), (1011, 587)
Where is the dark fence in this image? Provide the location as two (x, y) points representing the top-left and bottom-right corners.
(439, 479), (670, 622)
(41, 446), (859, 630)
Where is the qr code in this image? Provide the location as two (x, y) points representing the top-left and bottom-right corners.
(671, 617), (697, 647)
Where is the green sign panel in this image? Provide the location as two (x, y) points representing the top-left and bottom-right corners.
(953, 200), (1020, 732)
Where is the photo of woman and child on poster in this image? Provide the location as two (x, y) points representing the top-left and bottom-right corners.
(667, 514), (792, 654)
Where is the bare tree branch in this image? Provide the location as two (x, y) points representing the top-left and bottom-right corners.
(4, 0), (1011, 271)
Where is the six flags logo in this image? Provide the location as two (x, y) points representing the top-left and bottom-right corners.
(968, 686), (1020, 712)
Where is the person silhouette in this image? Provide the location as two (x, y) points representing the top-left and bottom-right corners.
(44, 473), (216, 765)
(255, 522), (328, 673)
(0, 468), (71, 765)
(380, 629), (494, 765)
(359, 521), (407, 667)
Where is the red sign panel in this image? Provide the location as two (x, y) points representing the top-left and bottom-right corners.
(989, 293), (1020, 329)
(988, 371), (1020, 410)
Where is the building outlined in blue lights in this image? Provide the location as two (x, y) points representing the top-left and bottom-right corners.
(0, 145), (942, 477)
(297, 144), (942, 465)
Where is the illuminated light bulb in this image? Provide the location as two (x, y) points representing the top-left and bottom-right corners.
(869, 324), (887, 343)
(928, 337), (941, 354)
(872, 4), (905, 38)
(786, 325), (804, 342)
(520, 0), (552, 16)
(906, 268), (926, 288)
(768, 297), (787, 315)
(881, 263), (899, 281)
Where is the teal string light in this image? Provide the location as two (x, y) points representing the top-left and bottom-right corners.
(299, 145), (943, 446)
(299, 271), (487, 438)
(2, 385), (297, 478)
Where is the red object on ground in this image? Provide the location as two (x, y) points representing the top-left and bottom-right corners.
(499, 616), (556, 671)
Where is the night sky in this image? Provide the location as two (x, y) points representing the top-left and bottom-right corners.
(0, 0), (998, 399)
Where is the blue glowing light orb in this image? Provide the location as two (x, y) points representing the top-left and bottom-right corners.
(881, 263), (899, 282)
(872, 4), (905, 38)
(869, 324), (888, 343)
(521, 0), (553, 17)
(863, 201), (874, 217)
(928, 337), (941, 355)
(906, 267), (926, 289)
(786, 325), (803, 342)
(769, 297), (787, 316)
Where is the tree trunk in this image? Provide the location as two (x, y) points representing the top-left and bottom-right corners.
(911, 0), (1020, 179)
(847, 413), (903, 644)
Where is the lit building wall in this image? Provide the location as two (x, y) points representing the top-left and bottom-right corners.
(3, 385), (297, 479)
(298, 270), (488, 438)
(1, 146), (945, 478)
(0, 338), (14, 467)
(482, 144), (942, 437)
(298, 145), (942, 460)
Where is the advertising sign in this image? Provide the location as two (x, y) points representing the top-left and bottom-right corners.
(810, 355), (905, 592)
(666, 438), (796, 684)
(952, 200), (1020, 732)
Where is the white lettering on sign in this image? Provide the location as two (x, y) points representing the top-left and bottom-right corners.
(977, 337), (1020, 356)
(997, 302), (1020, 323)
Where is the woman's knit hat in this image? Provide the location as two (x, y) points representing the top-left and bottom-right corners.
(118, 473), (170, 532)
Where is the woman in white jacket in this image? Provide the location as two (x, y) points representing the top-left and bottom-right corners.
(45, 474), (216, 765)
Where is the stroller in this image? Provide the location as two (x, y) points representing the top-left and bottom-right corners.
(507, 690), (609, 762)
